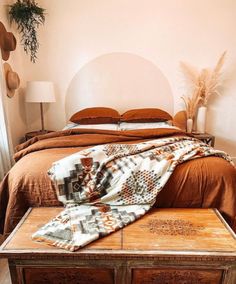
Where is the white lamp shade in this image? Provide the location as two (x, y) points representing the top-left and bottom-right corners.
(25, 81), (56, 103)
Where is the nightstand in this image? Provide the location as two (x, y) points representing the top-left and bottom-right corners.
(191, 132), (215, 147)
(25, 130), (53, 141)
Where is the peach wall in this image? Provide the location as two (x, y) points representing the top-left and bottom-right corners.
(2, 0), (236, 160)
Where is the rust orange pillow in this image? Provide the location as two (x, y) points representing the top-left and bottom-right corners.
(121, 108), (172, 123)
(70, 107), (120, 124)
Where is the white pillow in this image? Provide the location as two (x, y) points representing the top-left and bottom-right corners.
(119, 122), (179, 130)
(63, 123), (119, 131)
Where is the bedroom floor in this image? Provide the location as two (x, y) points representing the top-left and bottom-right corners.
(0, 259), (11, 284)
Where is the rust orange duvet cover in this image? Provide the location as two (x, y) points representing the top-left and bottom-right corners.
(0, 128), (235, 237)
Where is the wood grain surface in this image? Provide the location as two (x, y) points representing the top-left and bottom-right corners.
(1, 207), (236, 284)
(3, 207), (236, 253)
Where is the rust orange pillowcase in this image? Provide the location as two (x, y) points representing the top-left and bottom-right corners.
(121, 108), (172, 123)
(70, 107), (120, 124)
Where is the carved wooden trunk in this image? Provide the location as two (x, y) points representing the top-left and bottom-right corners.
(0, 208), (235, 284)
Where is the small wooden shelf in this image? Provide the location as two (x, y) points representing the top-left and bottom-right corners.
(25, 130), (54, 141)
(191, 132), (215, 147)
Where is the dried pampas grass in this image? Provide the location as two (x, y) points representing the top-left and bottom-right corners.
(180, 51), (226, 118)
(181, 90), (201, 119)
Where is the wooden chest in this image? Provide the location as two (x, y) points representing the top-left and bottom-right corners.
(0, 208), (235, 284)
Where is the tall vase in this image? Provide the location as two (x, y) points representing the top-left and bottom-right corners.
(186, 118), (193, 133)
(196, 106), (207, 133)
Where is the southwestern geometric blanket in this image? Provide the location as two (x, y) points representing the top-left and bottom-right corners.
(32, 136), (233, 251)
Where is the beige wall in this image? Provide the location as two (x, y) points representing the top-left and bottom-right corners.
(1, 0), (236, 159)
(0, 0), (27, 147)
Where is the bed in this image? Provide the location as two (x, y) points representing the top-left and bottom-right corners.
(0, 120), (236, 239)
(1, 51), (236, 239)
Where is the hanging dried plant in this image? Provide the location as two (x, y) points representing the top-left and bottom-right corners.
(9, 0), (45, 63)
(180, 51), (226, 109)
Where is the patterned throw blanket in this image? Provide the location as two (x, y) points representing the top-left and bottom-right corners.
(32, 136), (232, 251)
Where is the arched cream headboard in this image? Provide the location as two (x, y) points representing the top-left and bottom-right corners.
(65, 52), (173, 120)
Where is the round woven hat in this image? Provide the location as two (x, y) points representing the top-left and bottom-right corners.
(0, 22), (17, 61)
(4, 63), (20, 98)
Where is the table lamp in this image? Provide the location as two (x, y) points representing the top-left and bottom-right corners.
(25, 81), (56, 133)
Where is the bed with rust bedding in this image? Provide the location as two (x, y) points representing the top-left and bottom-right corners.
(0, 127), (236, 237)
